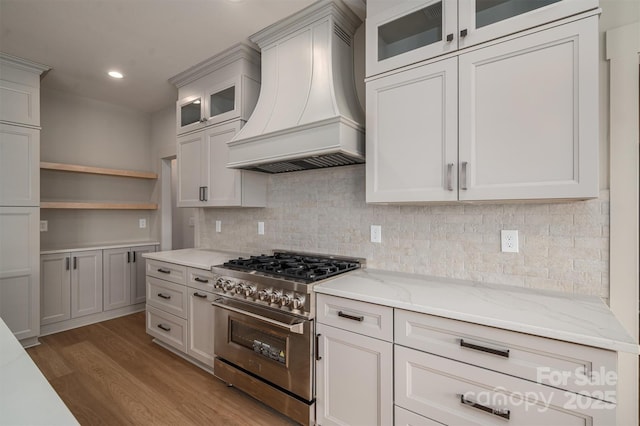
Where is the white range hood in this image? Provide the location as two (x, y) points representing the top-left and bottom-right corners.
(226, 0), (364, 173)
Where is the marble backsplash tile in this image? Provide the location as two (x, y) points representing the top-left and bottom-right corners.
(198, 165), (609, 299)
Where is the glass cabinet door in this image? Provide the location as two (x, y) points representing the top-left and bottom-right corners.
(177, 96), (204, 134)
(205, 78), (240, 126)
(366, 0), (457, 77)
(459, 0), (597, 48)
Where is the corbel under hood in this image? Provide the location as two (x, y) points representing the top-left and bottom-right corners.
(226, 0), (365, 173)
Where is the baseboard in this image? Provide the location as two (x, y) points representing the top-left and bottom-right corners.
(40, 304), (146, 336)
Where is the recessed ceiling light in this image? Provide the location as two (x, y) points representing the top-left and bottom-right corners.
(108, 71), (124, 79)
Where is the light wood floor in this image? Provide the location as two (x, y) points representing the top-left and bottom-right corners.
(27, 312), (297, 425)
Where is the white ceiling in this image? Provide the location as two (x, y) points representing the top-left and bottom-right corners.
(0, 0), (326, 113)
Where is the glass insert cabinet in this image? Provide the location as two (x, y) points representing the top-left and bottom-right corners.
(366, 0), (598, 77)
(177, 77), (241, 134)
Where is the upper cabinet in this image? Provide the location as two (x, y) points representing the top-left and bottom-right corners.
(171, 44), (261, 135)
(366, 0), (598, 77)
(366, 12), (599, 203)
(0, 53), (49, 127)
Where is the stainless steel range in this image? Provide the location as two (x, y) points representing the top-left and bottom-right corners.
(210, 251), (363, 425)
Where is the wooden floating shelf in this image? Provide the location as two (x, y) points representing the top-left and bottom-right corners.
(40, 162), (157, 180)
(41, 202), (158, 210)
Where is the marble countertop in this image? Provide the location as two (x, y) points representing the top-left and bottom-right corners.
(41, 241), (160, 255)
(315, 269), (639, 354)
(0, 319), (79, 425)
(142, 248), (247, 270)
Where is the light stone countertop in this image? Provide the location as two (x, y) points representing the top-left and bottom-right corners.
(0, 319), (79, 426)
(315, 269), (639, 354)
(41, 241), (160, 255)
(142, 248), (248, 270)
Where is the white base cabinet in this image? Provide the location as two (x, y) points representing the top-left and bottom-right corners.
(187, 289), (216, 367)
(40, 252), (71, 325)
(0, 207), (39, 341)
(103, 245), (156, 311)
(366, 14), (599, 203)
(315, 294), (393, 426)
(69, 250), (103, 318)
(0, 123), (39, 207)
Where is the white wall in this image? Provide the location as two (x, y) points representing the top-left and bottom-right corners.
(40, 88), (156, 248)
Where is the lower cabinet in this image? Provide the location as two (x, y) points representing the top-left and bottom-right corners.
(315, 323), (393, 426)
(0, 207), (39, 342)
(69, 250), (103, 318)
(145, 261), (216, 370)
(103, 245), (156, 311)
(315, 294), (394, 426)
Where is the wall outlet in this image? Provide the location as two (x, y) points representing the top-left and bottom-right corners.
(258, 221), (265, 235)
(139, 218), (146, 229)
(371, 225), (382, 243)
(501, 230), (519, 253)
(215, 220), (221, 233)
(40, 220), (48, 232)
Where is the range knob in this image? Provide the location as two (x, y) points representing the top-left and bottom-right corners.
(291, 296), (305, 310)
(234, 283), (245, 295)
(280, 294), (291, 307)
(269, 291), (282, 304)
(257, 289), (269, 301)
(244, 285), (256, 297)
(223, 280), (236, 292)
(214, 278), (226, 289)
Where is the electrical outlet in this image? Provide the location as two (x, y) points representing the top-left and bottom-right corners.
(216, 220), (221, 233)
(40, 220), (48, 232)
(258, 221), (265, 235)
(501, 230), (519, 253)
(371, 225), (382, 243)
(139, 218), (146, 229)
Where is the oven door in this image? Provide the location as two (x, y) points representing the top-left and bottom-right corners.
(212, 295), (313, 401)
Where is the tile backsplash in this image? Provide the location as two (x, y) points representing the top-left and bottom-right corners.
(198, 165), (609, 300)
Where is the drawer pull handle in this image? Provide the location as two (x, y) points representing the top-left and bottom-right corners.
(194, 277), (209, 283)
(460, 339), (510, 358)
(157, 324), (171, 332)
(193, 292), (207, 298)
(338, 311), (364, 322)
(157, 268), (171, 274)
(316, 334), (322, 361)
(459, 394), (510, 420)
(157, 293), (171, 300)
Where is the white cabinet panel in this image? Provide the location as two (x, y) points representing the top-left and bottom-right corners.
(146, 305), (187, 352)
(70, 250), (102, 318)
(40, 253), (71, 325)
(0, 207), (39, 340)
(366, 57), (458, 203)
(103, 248), (130, 311)
(0, 123), (39, 206)
(131, 245), (155, 305)
(177, 131), (205, 207)
(458, 16), (598, 201)
(317, 293), (394, 341)
(206, 121), (242, 206)
(187, 288), (216, 367)
(316, 323), (393, 426)
(0, 79), (40, 126)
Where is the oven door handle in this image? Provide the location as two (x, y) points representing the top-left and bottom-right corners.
(211, 300), (305, 335)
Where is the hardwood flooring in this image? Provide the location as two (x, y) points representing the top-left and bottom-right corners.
(27, 312), (297, 426)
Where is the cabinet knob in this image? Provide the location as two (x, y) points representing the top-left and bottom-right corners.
(446, 33), (454, 42)
(460, 29), (468, 38)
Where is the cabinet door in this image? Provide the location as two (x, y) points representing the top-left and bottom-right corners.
(0, 123), (39, 206)
(187, 289), (216, 367)
(0, 78), (40, 126)
(176, 95), (205, 135)
(131, 245), (156, 305)
(205, 77), (240, 126)
(0, 207), (39, 340)
(71, 250), (103, 318)
(316, 323), (393, 426)
(366, 57), (458, 203)
(204, 120), (242, 206)
(366, 0), (458, 77)
(458, 0), (597, 49)
(103, 248), (131, 311)
(40, 253), (71, 325)
(458, 16), (598, 201)
(177, 131), (205, 207)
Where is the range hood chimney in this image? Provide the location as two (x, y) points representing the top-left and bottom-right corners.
(226, 0), (364, 173)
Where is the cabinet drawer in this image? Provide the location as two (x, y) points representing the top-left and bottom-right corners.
(187, 267), (216, 293)
(146, 305), (187, 353)
(395, 406), (444, 426)
(316, 294), (393, 342)
(146, 277), (187, 319)
(395, 346), (615, 426)
(146, 260), (187, 285)
(395, 309), (617, 398)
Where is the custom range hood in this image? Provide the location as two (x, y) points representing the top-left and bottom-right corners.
(226, 0), (364, 173)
